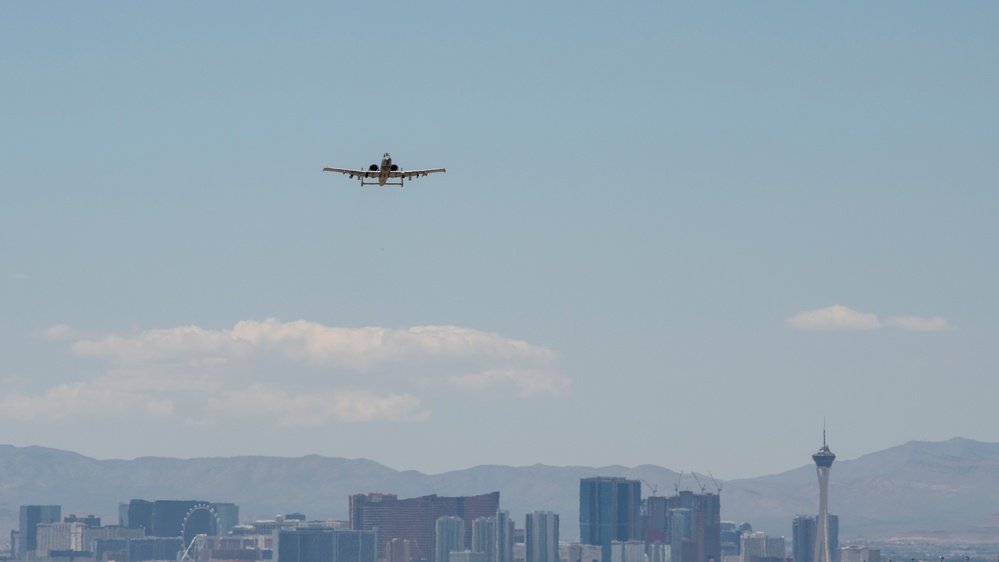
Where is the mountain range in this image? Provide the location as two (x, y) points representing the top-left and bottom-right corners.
(1, 438), (998, 545)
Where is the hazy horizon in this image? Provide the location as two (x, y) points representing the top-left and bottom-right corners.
(0, 435), (983, 482)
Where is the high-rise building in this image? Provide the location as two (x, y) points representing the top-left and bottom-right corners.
(665, 491), (721, 562)
(826, 515), (838, 557)
(610, 541), (646, 562)
(123, 499), (234, 540)
(643, 497), (669, 544)
(387, 538), (411, 562)
(579, 477), (641, 562)
(63, 515), (101, 527)
(128, 537), (185, 561)
(838, 547), (878, 562)
(525, 512), (558, 562)
(151, 500), (197, 538)
(18, 505), (62, 556)
(276, 528), (377, 562)
(740, 533), (783, 562)
(83, 526), (145, 554)
(331, 530), (379, 562)
(668, 508), (692, 562)
(495, 510), (514, 562)
(125, 500), (153, 534)
(793, 514), (837, 562)
(719, 522), (749, 557)
(812, 432), (836, 562)
(567, 544), (603, 562)
(36, 522), (85, 554)
(472, 517), (497, 562)
(213, 503), (240, 536)
(436, 517), (466, 562)
(647, 541), (670, 562)
(792, 516), (815, 562)
(350, 492), (500, 562)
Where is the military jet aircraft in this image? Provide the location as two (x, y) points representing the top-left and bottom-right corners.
(323, 153), (445, 186)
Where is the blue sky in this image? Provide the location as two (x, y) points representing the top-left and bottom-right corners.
(2, 2), (998, 480)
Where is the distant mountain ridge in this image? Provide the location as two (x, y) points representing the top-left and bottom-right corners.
(1, 438), (997, 544)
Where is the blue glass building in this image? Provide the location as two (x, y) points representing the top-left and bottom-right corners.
(579, 478), (640, 562)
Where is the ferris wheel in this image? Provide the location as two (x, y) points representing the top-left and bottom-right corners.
(180, 503), (222, 548)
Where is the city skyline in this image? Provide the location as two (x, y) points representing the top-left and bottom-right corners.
(5, 435), (999, 561)
(0, 483), (968, 562)
(0, 436), (997, 541)
(3, 3), (999, 480)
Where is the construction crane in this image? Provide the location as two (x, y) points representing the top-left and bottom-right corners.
(708, 472), (723, 494)
(641, 479), (659, 497)
(674, 470), (684, 494)
(691, 472), (707, 494)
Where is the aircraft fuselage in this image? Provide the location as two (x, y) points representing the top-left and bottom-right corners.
(370, 153), (397, 185)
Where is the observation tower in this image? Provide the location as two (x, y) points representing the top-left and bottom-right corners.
(812, 431), (836, 562)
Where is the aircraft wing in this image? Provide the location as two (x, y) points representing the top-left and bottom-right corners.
(392, 168), (446, 179)
(323, 167), (376, 178)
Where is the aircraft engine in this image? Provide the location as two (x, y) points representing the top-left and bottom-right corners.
(390, 164), (399, 171)
(368, 164), (379, 171)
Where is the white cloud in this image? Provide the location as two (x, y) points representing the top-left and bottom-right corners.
(885, 316), (949, 332)
(445, 368), (570, 397)
(788, 306), (950, 334)
(787, 305), (882, 331)
(0, 382), (173, 422)
(39, 324), (78, 340)
(72, 319), (557, 371)
(3, 319), (564, 425)
(206, 385), (429, 426)
(71, 324), (251, 362)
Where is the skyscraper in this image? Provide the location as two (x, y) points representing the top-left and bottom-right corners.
(36, 521), (85, 554)
(495, 510), (514, 562)
(719, 522), (750, 557)
(610, 541), (646, 562)
(579, 477), (641, 562)
(277, 528), (377, 562)
(740, 533), (784, 562)
(668, 507), (692, 562)
(793, 514), (838, 562)
(436, 516), (465, 562)
(350, 492), (500, 562)
(122, 499), (231, 539)
(827, 514), (838, 556)
(838, 547), (878, 562)
(643, 496), (668, 544)
(665, 491), (722, 562)
(525, 512), (559, 562)
(812, 432), (836, 562)
(387, 538), (411, 562)
(791, 516), (815, 562)
(472, 517), (497, 562)
(18, 505), (61, 556)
